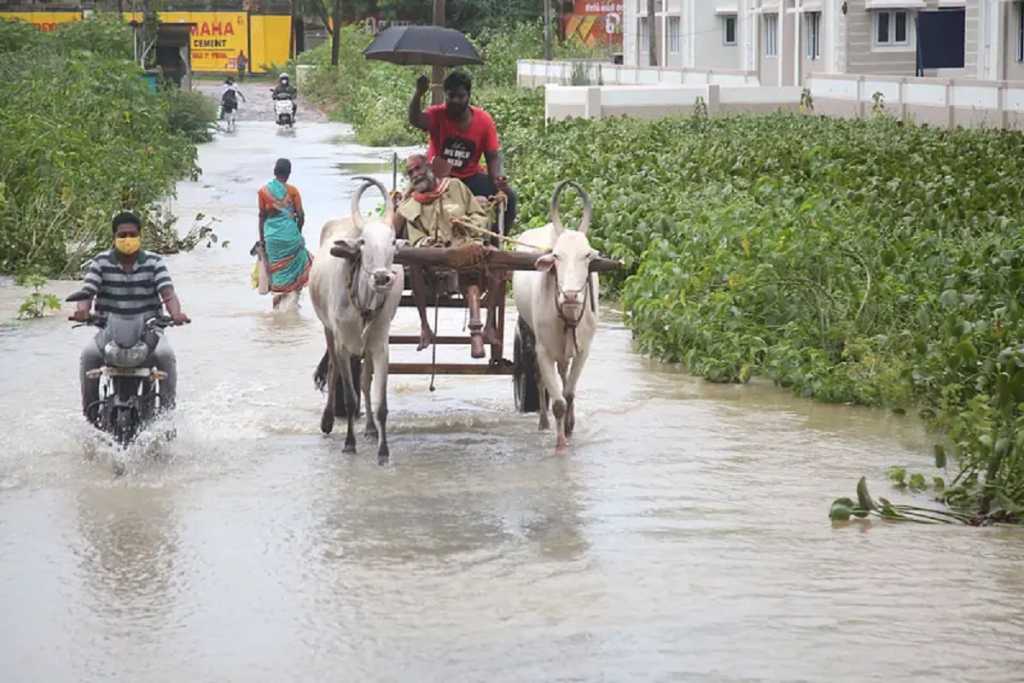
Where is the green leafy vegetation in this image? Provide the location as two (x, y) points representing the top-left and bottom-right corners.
(15, 273), (60, 320)
(504, 110), (1024, 520)
(0, 15), (214, 277)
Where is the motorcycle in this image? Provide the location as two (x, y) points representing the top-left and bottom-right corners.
(272, 92), (295, 127)
(67, 291), (179, 452)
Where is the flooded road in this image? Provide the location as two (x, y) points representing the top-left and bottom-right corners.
(1, 120), (1023, 682)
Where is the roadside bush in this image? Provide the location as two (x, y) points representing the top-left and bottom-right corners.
(52, 13), (134, 59)
(503, 110), (1024, 516)
(165, 88), (219, 142)
(0, 18), (201, 276)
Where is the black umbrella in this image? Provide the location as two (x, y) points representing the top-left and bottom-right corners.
(363, 26), (483, 67)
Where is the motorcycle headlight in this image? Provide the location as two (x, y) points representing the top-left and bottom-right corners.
(104, 341), (149, 368)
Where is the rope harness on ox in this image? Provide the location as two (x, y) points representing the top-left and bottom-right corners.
(345, 255), (389, 327)
(552, 267), (595, 355)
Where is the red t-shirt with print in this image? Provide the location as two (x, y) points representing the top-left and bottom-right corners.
(425, 104), (500, 179)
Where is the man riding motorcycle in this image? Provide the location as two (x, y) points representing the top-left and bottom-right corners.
(271, 72), (297, 119)
(72, 212), (190, 424)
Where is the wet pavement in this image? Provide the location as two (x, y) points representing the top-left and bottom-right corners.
(1, 118), (1023, 682)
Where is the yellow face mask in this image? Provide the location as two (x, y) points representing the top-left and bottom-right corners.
(114, 236), (141, 256)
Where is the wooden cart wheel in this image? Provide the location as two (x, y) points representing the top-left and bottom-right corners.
(513, 316), (540, 413)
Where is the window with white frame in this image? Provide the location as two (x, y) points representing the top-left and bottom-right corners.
(639, 17), (649, 54)
(669, 16), (681, 53)
(874, 10), (909, 46)
(723, 15), (737, 46)
(764, 13), (778, 57)
(806, 11), (821, 60)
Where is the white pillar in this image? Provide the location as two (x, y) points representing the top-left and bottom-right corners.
(794, 9), (802, 86)
(778, 8), (787, 86)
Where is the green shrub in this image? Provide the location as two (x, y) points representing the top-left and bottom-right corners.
(52, 13), (134, 59)
(0, 18), (44, 54)
(0, 18), (201, 276)
(165, 88), (219, 143)
(503, 110), (1024, 515)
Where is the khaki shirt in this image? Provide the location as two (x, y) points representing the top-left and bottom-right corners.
(398, 178), (490, 247)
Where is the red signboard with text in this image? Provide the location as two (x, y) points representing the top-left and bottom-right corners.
(563, 1), (623, 47)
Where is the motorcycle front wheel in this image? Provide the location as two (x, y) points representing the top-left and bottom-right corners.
(112, 406), (138, 448)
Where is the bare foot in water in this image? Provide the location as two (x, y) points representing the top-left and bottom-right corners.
(417, 325), (435, 351)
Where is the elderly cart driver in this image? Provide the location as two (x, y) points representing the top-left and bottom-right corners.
(393, 153), (501, 359)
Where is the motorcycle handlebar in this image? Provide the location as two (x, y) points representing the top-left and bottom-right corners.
(68, 315), (183, 328)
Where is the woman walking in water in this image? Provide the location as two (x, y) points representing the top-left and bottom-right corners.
(257, 158), (312, 309)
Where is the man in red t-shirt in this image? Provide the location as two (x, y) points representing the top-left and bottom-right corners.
(408, 70), (517, 228)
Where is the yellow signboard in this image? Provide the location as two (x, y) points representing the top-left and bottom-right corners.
(3, 10), (290, 74)
(157, 11), (248, 73)
(0, 12), (81, 33)
(250, 14), (291, 73)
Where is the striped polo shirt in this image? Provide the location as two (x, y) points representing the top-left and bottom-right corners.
(81, 249), (173, 316)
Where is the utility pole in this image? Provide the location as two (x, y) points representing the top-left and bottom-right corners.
(432, 0), (445, 104)
(543, 0), (552, 61)
(646, 0), (657, 66)
(330, 0), (342, 66)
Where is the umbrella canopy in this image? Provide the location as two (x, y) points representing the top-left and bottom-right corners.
(363, 26), (483, 67)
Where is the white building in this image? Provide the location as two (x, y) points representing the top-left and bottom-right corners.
(622, 1), (1015, 85)
(623, 1), (750, 71)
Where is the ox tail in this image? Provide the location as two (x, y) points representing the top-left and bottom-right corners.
(336, 356), (362, 418)
(313, 351), (330, 392)
(314, 350), (364, 418)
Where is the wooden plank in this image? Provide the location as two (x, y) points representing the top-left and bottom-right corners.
(398, 295), (467, 309)
(391, 247), (623, 273)
(389, 335), (473, 345)
(389, 362), (515, 375)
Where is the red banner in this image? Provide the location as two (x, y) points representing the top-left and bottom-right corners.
(563, 1), (623, 47)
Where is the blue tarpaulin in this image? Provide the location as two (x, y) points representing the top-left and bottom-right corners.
(916, 10), (965, 75)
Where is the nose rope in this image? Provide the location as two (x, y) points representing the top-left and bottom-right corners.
(347, 256), (390, 324)
(552, 267), (589, 354)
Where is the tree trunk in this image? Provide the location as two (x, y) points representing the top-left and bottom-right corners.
(543, 0), (552, 61)
(646, 0), (657, 67)
(330, 0), (342, 66)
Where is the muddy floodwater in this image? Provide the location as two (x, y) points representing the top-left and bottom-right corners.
(1, 120), (1022, 682)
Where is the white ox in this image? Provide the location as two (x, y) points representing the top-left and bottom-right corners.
(513, 181), (598, 452)
(309, 177), (404, 462)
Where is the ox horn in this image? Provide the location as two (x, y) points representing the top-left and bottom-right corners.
(549, 180), (592, 236)
(349, 176), (392, 231)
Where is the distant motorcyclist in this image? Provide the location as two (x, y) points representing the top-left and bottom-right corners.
(72, 212), (190, 424)
(271, 73), (297, 118)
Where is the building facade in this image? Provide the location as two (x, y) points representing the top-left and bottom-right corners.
(622, 1), (1020, 84)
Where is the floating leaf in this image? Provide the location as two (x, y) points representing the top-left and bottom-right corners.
(909, 473), (927, 491)
(856, 477), (877, 511)
(830, 499), (854, 521)
(887, 467), (907, 487)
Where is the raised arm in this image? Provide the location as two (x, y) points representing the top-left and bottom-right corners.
(408, 75), (431, 131)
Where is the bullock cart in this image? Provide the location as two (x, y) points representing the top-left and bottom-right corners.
(332, 177), (621, 413)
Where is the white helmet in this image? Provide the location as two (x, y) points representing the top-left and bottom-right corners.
(279, 73), (289, 81)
